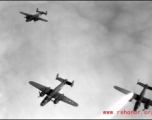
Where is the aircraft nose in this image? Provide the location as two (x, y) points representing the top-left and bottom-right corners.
(40, 100), (48, 106)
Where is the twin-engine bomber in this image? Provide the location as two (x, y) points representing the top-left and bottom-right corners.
(29, 74), (78, 107)
(20, 8), (48, 22)
(114, 80), (152, 111)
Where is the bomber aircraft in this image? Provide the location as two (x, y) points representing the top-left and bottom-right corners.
(29, 74), (78, 107)
(114, 80), (152, 111)
(20, 8), (48, 22)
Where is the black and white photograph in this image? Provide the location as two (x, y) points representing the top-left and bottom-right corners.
(0, 1), (152, 119)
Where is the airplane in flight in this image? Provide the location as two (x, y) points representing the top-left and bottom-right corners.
(20, 8), (48, 22)
(114, 80), (152, 111)
(29, 74), (78, 107)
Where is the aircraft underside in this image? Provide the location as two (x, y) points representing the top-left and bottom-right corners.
(41, 95), (52, 106)
(26, 17), (38, 22)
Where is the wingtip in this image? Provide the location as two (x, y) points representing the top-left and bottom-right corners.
(75, 103), (78, 107)
(29, 81), (33, 84)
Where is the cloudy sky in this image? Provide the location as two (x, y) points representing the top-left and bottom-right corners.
(0, 1), (152, 119)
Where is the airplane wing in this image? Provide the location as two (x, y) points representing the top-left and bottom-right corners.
(20, 12), (33, 16)
(29, 81), (49, 91)
(53, 93), (78, 107)
(60, 95), (78, 107)
(38, 17), (48, 22)
(114, 86), (141, 103)
(114, 86), (152, 107)
(114, 86), (132, 94)
(137, 81), (152, 91)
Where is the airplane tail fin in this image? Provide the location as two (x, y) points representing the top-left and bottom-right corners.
(71, 81), (74, 87)
(56, 73), (74, 87)
(36, 8), (38, 12)
(56, 73), (64, 82)
(56, 73), (59, 80)
(66, 80), (74, 87)
(137, 80), (152, 91)
(45, 11), (47, 15)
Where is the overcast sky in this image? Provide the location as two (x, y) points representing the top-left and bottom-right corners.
(0, 1), (152, 119)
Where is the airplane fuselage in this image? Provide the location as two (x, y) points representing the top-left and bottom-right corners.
(34, 13), (42, 18)
(26, 13), (42, 22)
(40, 80), (67, 106)
(134, 84), (148, 111)
(139, 84), (148, 101)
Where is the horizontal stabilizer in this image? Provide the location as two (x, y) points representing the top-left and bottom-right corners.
(148, 86), (152, 90)
(137, 81), (152, 91)
(114, 86), (131, 94)
(56, 73), (74, 87)
(56, 73), (65, 82)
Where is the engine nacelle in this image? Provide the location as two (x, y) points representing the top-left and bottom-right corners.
(34, 18), (38, 21)
(39, 91), (45, 97)
(134, 100), (141, 111)
(54, 98), (59, 104)
(54, 94), (64, 104)
(39, 87), (51, 97)
(144, 99), (151, 109)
